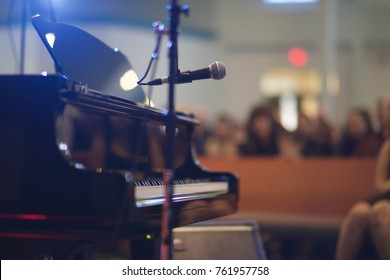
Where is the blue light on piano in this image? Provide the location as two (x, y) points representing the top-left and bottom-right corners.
(74, 163), (85, 170)
(58, 142), (68, 151)
(136, 198), (165, 207)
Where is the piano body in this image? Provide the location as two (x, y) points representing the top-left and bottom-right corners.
(0, 16), (238, 259)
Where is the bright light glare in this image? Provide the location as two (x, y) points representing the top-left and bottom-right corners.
(45, 33), (56, 48)
(119, 69), (139, 91)
(58, 142), (68, 151)
(280, 91), (298, 131)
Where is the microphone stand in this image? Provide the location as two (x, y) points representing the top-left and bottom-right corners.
(160, 0), (189, 260)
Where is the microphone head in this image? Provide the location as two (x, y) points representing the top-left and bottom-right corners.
(209, 61), (226, 80)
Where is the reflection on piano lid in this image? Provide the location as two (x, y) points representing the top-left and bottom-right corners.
(31, 14), (147, 104)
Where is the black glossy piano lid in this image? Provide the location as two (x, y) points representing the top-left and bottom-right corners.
(31, 14), (146, 105)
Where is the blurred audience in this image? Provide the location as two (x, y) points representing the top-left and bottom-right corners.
(277, 129), (304, 160)
(189, 101), (385, 159)
(296, 113), (333, 156)
(376, 97), (390, 140)
(192, 115), (211, 157)
(176, 105), (211, 156)
(339, 108), (382, 157)
(204, 114), (241, 158)
(315, 116), (334, 156)
(239, 104), (279, 156)
(376, 97), (387, 141)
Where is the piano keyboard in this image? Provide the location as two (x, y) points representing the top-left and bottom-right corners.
(134, 180), (229, 207)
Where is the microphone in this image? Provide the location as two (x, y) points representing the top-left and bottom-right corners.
(144, 61), (226, 86)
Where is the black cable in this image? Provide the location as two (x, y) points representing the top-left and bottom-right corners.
(137, 32), (163, 86)
(146, 34), (163, 106)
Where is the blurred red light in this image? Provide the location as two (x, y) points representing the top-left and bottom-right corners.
(288, 47), (308, 67)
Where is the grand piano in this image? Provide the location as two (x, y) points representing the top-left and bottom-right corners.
(0, 16), (238, 259)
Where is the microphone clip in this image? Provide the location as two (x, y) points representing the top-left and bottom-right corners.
(153, 21), (170, 35)
(141, 70), (190, 86)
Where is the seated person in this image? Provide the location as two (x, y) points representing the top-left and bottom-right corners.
(339, 108), (382, 157)
(335, 139), (390, 259)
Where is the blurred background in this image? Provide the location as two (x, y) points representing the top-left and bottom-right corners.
(2, 0), (390, 260)
(1, 0), (390, 130)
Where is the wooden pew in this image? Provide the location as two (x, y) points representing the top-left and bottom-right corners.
(199, 156), (377, 217)
(198, 156), (378, 258)
(199, 156), (377, 242)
